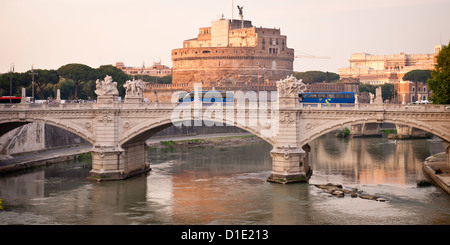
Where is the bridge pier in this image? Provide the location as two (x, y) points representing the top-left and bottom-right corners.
(267, 144), (312, 184)
(88, 143), (150, 181)
(89, 146), (126, 181)
(267, 76), (312, 184)
(350, 123), (381, 137)
(87, 81), (151, 181)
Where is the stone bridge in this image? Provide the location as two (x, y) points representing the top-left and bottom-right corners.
(1, 76), (449, 183)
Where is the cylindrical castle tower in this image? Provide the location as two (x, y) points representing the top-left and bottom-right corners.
(171, 18), (294, 85)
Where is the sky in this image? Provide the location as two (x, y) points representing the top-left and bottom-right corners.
(1, 0), (449, 74)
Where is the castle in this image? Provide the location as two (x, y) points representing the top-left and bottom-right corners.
(171, 14), (294, 86)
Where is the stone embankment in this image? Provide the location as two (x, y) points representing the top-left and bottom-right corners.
(314, 183), (388, 201)
(422, 152), (450, 195)
(0, 145), (91, 175)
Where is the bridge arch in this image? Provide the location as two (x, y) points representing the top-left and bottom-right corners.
(298, 118), (450, 148)
(119, 117), (276, 147)
(0, 118), (95, 145)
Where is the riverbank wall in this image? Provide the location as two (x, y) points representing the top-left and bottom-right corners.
(0, 122), (88, 157)
(0, 145), (91, 176)
(423, 152), (450, 195)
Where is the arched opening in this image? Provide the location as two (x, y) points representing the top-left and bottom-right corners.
(302, 119), (447, 192)
(116, 119), (274, 182)
(0, 120), (93, 158)
(120, 119), (274, 148)
(301, 119), (449, 147)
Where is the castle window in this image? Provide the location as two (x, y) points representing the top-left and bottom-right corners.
(202, 50), (211, 54)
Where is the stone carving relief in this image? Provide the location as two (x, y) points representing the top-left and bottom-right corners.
(98, 111), (113, 125)
(123, 79), (145, 98)
(276, 75), (307, 97)
(280, 111), (296, 126)
(95, 75), (119, 96)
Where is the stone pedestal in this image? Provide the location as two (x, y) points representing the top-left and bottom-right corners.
(97, 95), (118, 104)
(267, 146), (312, 184)
(396, 124), (412, 139)
(56, 89), (61, 103)
(350, 124), (363, 137)
(351, 123), (381, 137)
(89, 146), (126, 181)
(124, 96), (143, 104)
(88, 144), (150, 181)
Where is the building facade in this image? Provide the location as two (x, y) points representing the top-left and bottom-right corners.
(171, 17), (294, 85)
(115, 61), (171, 77)
(337, 45), (441, 85)
(337, 45), (442, 103)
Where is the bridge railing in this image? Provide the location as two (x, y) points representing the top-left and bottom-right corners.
(299, 103), (450, 112)
(2, 101), (449, 112)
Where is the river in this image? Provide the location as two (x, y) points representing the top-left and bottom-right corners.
(0, 135), (449, 225)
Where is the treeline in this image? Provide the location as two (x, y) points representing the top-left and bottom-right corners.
(293, 71), (340, 83)
(0, 63), (172, 100)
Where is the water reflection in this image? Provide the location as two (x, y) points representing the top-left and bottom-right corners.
(309, 135), (444, 185)
(0, 136), (449, 225)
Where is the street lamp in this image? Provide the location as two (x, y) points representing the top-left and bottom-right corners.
(9, 63), (14, 103)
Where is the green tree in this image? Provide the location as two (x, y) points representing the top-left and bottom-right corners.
(427, 41), (450, 104)
(157, 74), (172, 84)
(402, 69), (432, 102)
(294, 71), (339, 83)
(56, 78), (75, 100)
(358, 83), (377, 94)
(81, 80), (96, 100)
(29, 69), (59, 99)
(381, 83), (395, 102)
(57, 63), (97, 99)
(0, 72), (31, 97)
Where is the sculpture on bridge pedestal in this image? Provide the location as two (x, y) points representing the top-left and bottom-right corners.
(276, 75), (307, 96)
(276, 75), (306, 108)
(95, 75), (119, 103)
(123, 78), (145, 103)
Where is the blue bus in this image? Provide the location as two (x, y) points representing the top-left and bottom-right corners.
(178, 91), (234, 103)
(299, 92), (355, 104)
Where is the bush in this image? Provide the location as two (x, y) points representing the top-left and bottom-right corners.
(337, 127), (350, 138)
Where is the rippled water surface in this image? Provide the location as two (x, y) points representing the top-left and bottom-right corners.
(1, 135), (449, 225)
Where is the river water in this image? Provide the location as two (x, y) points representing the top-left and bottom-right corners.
(0, 135), (449, 225)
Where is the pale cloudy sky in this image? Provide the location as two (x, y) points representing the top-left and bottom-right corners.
(1, 0), (449, 73)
